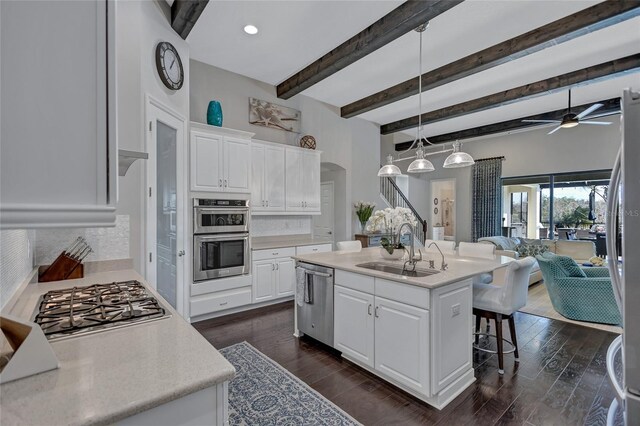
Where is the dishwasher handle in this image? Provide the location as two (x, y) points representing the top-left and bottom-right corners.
(297, 267), (333, 278)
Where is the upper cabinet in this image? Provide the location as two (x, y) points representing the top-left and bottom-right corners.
(190, 123), (253, 193)
(285, 148), (321, 213)
(0, 0), (117, 228)
(251, 141), (285, 212)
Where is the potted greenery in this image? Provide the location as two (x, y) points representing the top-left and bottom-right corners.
(354, 201), (376, 234)
(368, 207), (417, 259)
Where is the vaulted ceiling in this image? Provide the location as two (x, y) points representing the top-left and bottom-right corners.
(188, 0), (640, 142)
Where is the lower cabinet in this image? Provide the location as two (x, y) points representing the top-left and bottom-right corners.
(252, 257), (295, 303)
(334, 285), (430, 394)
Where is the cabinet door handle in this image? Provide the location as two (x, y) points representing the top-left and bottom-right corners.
(177, 250), (185, 257)
(368, 304), (372, 316)
(375, 306), (379, 318)
(271, 263), (275, 271)
(276, 263), (279, 270)
(266, 200), (269, 207)
(224, 179), (228, 187)
(219, 179), (222, 187)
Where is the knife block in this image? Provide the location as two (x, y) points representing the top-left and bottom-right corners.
(38, 255), (84, 283)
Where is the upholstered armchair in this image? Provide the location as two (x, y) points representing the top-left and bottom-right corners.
(535, 253), (621, 325)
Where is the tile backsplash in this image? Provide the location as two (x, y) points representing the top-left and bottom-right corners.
(1, 229), (35, 310)
(251, 216), (312, 237)
(35, 215), (130, 265)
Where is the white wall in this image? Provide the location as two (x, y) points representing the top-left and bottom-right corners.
(116, 0), (190, 273)
(190, 59), (381, 238)
(381, 119), (622, 242)
(0, 230), (35, 311)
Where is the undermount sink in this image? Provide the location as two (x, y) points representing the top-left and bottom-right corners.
(355, 262), (440, 278)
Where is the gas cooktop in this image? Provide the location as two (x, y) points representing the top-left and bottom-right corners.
(33, 280), (170, 341)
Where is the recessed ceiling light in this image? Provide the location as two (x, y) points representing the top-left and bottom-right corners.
(244, 25), (258, 35)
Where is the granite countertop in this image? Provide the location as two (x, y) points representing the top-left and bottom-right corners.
(293, 247), (514, 289)
(251, 234), (333, 250)
(0, 270), (235, 426)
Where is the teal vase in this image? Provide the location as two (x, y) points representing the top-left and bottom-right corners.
(206, 101), (223, 127)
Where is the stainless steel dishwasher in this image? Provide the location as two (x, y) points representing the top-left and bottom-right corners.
(296, 262), (334, 347)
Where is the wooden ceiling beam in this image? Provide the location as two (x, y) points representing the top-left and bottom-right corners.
(380, 53), (639, 135)
(342, 1), (640, 118)
(171, 0), (210, 40)
(275, 0), (464, 100)
(393, 97), (621, 151)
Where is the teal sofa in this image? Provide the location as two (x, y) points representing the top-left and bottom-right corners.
(535, 252), (621, 325)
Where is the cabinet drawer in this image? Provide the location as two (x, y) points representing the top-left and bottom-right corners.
(252, 247), (295, 261)
(191, 274), (252, 296)
(335, 269), (374, 294)
(296, 243), (332, 255)
(375, 278), (430, 309)
(190, 286), (252, 317)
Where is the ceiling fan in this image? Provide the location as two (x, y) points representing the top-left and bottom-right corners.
(522, 89), (612, 135)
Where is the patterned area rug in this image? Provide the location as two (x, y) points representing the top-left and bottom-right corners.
(220, 342), (360, 426)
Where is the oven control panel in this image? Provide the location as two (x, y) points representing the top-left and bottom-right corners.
(194, 198), (249, 208)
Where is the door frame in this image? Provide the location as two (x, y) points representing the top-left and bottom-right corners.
(316, 181), (335, 240)
(144, 94), (188, 317)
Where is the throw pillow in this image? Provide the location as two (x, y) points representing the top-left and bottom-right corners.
(515, 243), (548, 258)
(555, 254), (587, 277)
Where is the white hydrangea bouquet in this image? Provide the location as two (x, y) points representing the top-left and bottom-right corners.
(366, 207), (417, 254)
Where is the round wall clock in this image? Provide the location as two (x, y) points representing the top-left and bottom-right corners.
(155, 41), (183, 90)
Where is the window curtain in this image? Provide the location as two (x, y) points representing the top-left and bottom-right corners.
(472, 158), (503, 241)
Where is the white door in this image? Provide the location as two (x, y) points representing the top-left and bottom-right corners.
(275, 258), (295, 297)
(285, 148), (303, 210)
(146, 97), (187, 317)
(264, 145), (285, 210)
(224, 136), (250, 192)
(303, 151), (321, 210)
(334, 285), (375, 368)
(314, 182), (334, 240)
(251, 143), (265, 210)
(190, 131), (223, 192)
(252, 260), (275, 303)
(374, 296), (429, 396)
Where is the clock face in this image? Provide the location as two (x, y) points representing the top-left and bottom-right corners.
(155, 42), (183, 90)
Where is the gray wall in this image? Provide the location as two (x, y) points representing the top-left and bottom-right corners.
(381, 118), (622, 242)
(190, 59), (381, 237)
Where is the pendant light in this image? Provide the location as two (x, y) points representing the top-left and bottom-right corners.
(443, 140), (475, 168)
(407, 144), (435, 173)
(378, 155), (402, 177)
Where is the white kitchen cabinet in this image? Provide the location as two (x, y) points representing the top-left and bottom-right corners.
(190, 123), (253, 193)
(374, 296), (429, 396)
(285, 147), (321, 213)
(251, 141), (285, 212)
(0, 1), (117, 228)
(251, 249), (296, 302)
(334, 285), (375, 368)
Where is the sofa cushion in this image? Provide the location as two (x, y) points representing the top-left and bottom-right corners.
(555, 240), (596, 263)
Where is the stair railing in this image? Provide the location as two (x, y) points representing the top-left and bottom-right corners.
(379, 173), (427, 245)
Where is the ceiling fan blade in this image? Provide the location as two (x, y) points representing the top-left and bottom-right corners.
(522, 119), (561, 123)
(580, 121), (611, 125)
(577, 103), (603, 119)
(548, 126), (562, 135)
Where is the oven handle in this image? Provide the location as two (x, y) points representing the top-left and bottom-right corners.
(194, 207), (249, 214)
(194, 233), (249, 241)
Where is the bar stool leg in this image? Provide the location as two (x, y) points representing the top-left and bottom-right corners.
(508, 315), (519, 361)
(495, 314), (504, 375)
(475, 315), (481, 344)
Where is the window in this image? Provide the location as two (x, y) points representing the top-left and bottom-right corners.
(510, 192), (528, 225)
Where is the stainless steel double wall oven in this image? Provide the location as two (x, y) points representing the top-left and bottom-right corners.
(193, 198), (250, 282)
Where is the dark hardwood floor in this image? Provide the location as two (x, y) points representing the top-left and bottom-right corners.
(193, 302), (622, 426)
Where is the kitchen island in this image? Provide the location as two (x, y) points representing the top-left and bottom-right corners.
(0, 269), (235, 426)
(293, 247), (513, 410)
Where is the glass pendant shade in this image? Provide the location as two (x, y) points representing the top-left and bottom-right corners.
(407, 146), (435, 173)
(443, 141), (475, 168)
(378, 155), (402, 177)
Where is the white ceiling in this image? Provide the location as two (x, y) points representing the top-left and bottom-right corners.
(188, 0), (640, 140)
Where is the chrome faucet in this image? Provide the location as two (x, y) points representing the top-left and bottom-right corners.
(427, 242), (448, 271)
(398, 222), (422, 272)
